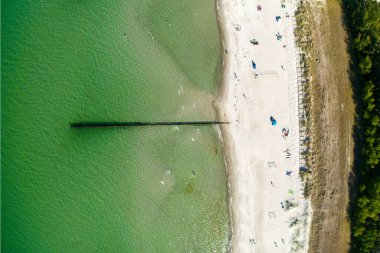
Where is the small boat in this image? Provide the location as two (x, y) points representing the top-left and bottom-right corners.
(252, 60), (257, 69)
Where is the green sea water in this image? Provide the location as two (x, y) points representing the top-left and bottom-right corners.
(2, 0), (230, 252)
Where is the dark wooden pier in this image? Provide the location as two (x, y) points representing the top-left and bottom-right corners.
(70, 121), (230, 128)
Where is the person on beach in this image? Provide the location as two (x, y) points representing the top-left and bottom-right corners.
(284, 149), (291, 158)
(250, 39), (259, 45)
(282, 128), (289, 137)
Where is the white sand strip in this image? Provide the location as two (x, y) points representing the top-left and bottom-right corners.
(215, 0), (311, 252)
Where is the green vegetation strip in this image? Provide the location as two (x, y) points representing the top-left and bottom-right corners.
(294, 2), (314, 196)
(343, 0), (380, 252)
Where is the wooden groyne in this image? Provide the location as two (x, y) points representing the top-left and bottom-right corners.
(70, 121), (230, 128)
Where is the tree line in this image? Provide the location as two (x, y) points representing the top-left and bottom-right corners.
(343, 0), (380, 252)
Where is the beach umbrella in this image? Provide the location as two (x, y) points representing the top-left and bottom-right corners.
(270, 116), (277, 126)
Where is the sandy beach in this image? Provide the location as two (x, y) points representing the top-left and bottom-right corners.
(215, 0), (311, 252)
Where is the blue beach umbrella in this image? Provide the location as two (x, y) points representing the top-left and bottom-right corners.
(270, 116), (277, 126)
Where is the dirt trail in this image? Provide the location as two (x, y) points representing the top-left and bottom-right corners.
(300, 1), (354, 252)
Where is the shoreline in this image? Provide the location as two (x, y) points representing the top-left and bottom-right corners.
(214, 1), (238, 251)
(215, 0), (311, 252)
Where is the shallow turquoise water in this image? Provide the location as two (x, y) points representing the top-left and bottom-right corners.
(2, 0), (230, 252)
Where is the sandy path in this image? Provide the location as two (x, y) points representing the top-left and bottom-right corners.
(215, 0), (311, 252)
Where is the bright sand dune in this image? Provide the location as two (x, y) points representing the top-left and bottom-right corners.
(215, 0), (311, 252)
